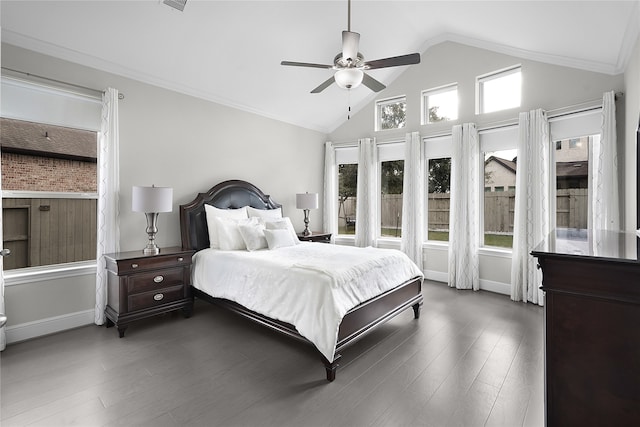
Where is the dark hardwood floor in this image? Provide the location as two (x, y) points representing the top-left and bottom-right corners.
(0, 281), (544, 426)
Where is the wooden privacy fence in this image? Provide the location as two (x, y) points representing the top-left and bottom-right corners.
(2, 197), (97, 270)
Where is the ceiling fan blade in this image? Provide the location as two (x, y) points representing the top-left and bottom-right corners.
(362, 73), (386, 92)
(342, 31), (360, 62)
(311, 76), (336, 94)
(281, 61), (333, 69)
(364, 53), (421, 70)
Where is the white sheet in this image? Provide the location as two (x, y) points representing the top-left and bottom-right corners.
(191, 243), (423, 362)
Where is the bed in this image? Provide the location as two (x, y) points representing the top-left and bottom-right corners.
(179, 180), (424, 381)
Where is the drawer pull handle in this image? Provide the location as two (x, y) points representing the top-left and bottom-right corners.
(131, 263), (139, 269)
(153, 275), (164, 283)
(177, 257), (184, 262)
(153, 293), (164, 301)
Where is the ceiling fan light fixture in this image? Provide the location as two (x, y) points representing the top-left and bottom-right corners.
(334, 68), (363, 89)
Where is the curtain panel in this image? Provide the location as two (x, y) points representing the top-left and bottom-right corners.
(591, 91), (620, 234)
(510, 109), (550, 305)
(401, 132), (424, 270)
(355, 138), (378, 247)
(448, 124), (479, 290)
(95, 88), (121, 325)
(323, 141), (337, 241)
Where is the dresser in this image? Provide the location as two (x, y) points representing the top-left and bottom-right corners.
(531, 229), (640, 426)
(104, 246), (194, 337)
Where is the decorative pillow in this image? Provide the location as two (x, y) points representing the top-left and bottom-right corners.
(247, 206), (283, 220)
(238, 219), (268, 251)
(204, 204), (248, 249)
(265, 217), (299, 244)
(264, 228), (296, 250)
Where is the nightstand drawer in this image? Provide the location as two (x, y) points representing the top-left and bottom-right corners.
(128, 285), (185, 312)
(114, 253), (191, 275)
(128, 267), (184, 294)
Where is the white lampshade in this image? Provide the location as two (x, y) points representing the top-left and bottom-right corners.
(132, 186), (173, 213)
(296, 192), (319, 210)
(334, 68), (363, 90)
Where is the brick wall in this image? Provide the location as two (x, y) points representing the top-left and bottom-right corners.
(1, 152), (97, 192)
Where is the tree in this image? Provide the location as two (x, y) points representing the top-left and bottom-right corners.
(428, 158), (451, 193)
(380, 102), (406, 130)
(381, 160), (404, 194)
(428, 106), (449, 123)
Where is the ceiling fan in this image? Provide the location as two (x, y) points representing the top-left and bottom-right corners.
(281, 0), (421, 93)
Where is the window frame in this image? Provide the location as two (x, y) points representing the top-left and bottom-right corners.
(423, 134), (453, 246)
(375, 95), (407, 132)
(377, 141), (405, 240)
(479, 124), (519, 251)
(334, 145), (359, 238)
(421, 83), (459, 125)
(476, 65), (522, 115)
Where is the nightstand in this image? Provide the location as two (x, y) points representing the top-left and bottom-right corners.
(103, 246), (194, 337)
(297, 232), (332, 243)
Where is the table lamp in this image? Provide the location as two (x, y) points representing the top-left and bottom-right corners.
(296, 192), (319, 236)
(132, 185), (173, 255)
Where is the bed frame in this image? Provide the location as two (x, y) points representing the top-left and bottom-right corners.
(179, 180), (423, 381)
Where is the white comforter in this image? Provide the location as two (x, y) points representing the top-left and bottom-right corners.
(191, 243), (423, 362)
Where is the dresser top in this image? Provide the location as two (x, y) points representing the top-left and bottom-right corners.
(531, 229), (640, 263)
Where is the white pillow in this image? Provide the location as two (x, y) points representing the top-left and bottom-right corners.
(247, 206), (283, 220)
(265, 217), (299, 244)
(213, 217), (247, 250)
(264, 229), (296, 249)
(204, 204), (248, 249)
(238, 219), (268, 251)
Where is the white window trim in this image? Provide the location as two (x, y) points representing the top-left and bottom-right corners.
(375, 95), (407, 132)
(476, 64), (521, 115)
(423, 134), (453, 244)
(421, 83), (458, 125)
(377, 140), (405, 240)
(3, 190), (98, 199)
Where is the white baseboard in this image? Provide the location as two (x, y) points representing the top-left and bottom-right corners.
(6, 309), (94, 344)
(423, 270), (511, 296)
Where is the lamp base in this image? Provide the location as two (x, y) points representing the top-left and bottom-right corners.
(143, 244), (160, 255)
(302, 209), (312, 236)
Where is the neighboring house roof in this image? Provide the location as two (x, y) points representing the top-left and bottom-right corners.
(485, 156), (517, 174)
(557, 161), (588, 178)
(0, 118), (97, 162)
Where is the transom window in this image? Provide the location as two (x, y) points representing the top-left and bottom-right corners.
(422, 84), (458, 124)
(477, 65), (521, 114)
(375, 96), (406, 131)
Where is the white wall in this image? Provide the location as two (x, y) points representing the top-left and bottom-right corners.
(1, 43), (327, 339)
(624, 34), (640, 232)
(330, 41), (625, 289)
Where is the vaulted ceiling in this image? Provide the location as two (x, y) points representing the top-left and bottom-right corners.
(1, 1), (638, 133)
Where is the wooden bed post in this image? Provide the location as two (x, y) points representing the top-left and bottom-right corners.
(412, 302), (422, 319)
(322, 354), (341, 382)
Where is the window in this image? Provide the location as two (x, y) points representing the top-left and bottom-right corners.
(1, 118), (98, 270)
(376, 96), (406, 131)
(549, 109), (602, 231)
(477, 65), (521, 114)
(424, 135), (453, 242)
(556, 140), (562, 150)
(422, 84), (458, 124)
(554, 135), (592, 229)
(378, 143), (404, 238)
(335, 146), (358, 235)
(480, 126), (518, 249)
(1, 77), (101, 272)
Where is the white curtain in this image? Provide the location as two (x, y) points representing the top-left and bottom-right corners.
(0, 159), (5, 351)
(401, 132), (424, 270)
(510, 109), (550, 305)
(448, 124), (479, 290)
(323, 141), (337, 241)
(95, 88), (121, 325)
(591, 91), (620, 233)
(355, 138), (377, 247)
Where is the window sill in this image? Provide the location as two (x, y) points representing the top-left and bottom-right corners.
(4, 260), (97, 286)
(478, 247), (513, 258)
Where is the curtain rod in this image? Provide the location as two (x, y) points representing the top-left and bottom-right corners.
(1, 66), (125, 99)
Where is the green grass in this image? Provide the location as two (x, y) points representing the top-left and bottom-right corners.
(339, 227), (513, 248)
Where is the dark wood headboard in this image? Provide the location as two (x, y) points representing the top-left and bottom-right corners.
(179, 180), (282, 251)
